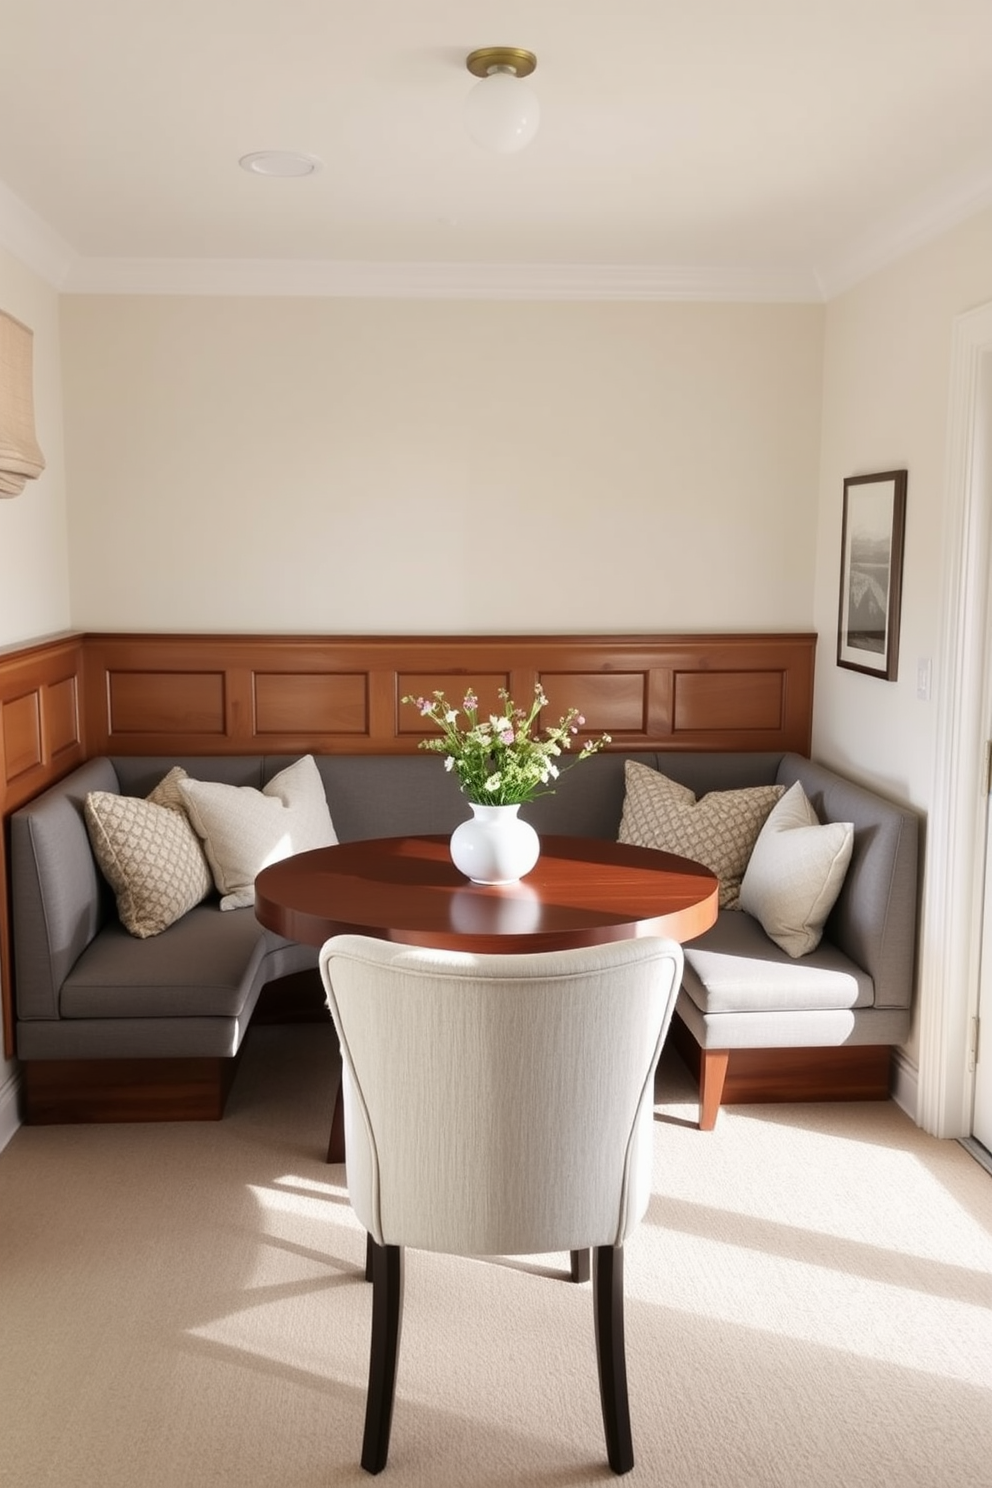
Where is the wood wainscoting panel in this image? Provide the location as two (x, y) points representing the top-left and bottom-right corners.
(2, 689), (42, 780)
(254, 672), (368, 735)
(537, 670), (650, 736)
(107, 670), (227, 735)
(81, 632), (816, 757)
(661, 635), (815, 751)
(0, 635), (86, 806)
(673, 669), (784, 733)
(47, 674), (80, 761)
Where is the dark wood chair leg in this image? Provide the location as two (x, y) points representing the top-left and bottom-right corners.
(361, 1241), (405, 1475)
(570, 1248), (590, 1283)
(592, 1244), (634, 1475)
(365, 1231), (374, 1282)
(699, 1048), (730, 1131)
(327, 1082), (345, 1163)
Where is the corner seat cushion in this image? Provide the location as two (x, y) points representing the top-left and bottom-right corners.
(681, 910), (874, 1016)
(58, 904), (312, 1020)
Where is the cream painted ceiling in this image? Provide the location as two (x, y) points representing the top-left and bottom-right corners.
(2, 0), (992, 299)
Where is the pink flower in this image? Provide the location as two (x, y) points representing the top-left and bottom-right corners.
(463, 692), (478, 710)
(500, 728), (515, 745)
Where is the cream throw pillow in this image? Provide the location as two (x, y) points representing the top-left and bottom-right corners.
(178, 754), (337, 910)
(740, 781), (854, 957)
(618, 761), (785, 909)
(84, 766), (213, 939)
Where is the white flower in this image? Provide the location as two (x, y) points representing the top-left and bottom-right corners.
(445, 710), (458, 723)
(484, 773), (502, 792)
(443, 756), (454, 771)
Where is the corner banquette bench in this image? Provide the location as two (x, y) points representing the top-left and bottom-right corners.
(10, 747), (919, 1130)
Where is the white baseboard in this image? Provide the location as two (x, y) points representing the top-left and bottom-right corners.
(0, 1065), (22, 1154)
(891, 1048), (919, 1125)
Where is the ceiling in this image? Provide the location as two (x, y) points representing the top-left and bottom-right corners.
(2, 0), (992, 300)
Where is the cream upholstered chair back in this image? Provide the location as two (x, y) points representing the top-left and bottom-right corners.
(319, 933), (685, 1475)
(319, 934), (684, 1259)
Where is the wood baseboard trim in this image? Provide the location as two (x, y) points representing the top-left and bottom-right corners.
(19, 1055), (240, 1125)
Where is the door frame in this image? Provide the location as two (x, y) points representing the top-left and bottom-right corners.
(918, 300), (992, 1136)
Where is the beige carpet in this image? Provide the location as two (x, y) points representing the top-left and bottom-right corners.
(1, 1024), (991, 1488)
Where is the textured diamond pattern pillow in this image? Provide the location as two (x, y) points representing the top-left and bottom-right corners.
(740, 781), (854, 956)
(178, 754), (337, 911)
(84, 766), (213, 938)
(618, 761), (785, 908)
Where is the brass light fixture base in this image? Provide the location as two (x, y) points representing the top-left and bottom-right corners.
(466, 47), (537, 80)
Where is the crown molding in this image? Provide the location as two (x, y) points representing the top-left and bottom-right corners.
(58, 255), (822, 302)
(0, 181), (76, 288)
(816, 165), (992, 300)
(0, 189), (824, 301)
(6, 166), (992, 304)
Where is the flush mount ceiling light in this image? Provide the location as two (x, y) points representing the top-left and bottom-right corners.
(464, 47), (539, 154)
(239, 151), (322, 178)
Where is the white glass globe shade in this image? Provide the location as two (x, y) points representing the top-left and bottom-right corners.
(464, 72), (540, 153)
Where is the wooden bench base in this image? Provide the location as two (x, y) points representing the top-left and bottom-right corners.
(18, 972), (330, 1126)
(668, 1017), (892, 1131)
(20, 1053), (241, 1125)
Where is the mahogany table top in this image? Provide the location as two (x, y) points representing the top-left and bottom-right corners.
(254, 834), (719, 954)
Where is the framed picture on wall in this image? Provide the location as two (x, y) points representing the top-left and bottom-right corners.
(837, 469), (907, 680)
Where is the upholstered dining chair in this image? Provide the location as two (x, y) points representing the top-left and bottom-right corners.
(318, 932), (685, 1476)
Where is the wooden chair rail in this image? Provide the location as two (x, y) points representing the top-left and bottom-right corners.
(0, 629), (816, 1056)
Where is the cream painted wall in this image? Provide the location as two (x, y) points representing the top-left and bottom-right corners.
(0, 246), (69, 1139)
(814, 205), (992, 1068)
(60, 297), (824, 634)
(0, 250), (69, 643)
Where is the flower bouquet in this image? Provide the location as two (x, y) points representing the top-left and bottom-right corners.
(402, 685), (611, 805)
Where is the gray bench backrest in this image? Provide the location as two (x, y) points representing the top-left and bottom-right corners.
(777, 753), (919, 1011)
(278, 750), (786, 844)
(11, 757), (121, 1020)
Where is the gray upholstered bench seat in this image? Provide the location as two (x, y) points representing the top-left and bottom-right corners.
(22, 911), (313, 1061)
(682, 909), (874, 1024)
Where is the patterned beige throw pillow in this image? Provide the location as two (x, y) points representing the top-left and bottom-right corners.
(178, 754), (337, 911)
(84, 766), (213, 938)
(618, 761), (785, 908)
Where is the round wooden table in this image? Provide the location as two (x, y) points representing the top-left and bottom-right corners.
(255, 835), (718, 1167)
(254, 833), (719, 954)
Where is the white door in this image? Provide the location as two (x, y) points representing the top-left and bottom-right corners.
(973, 762), (992, 1153)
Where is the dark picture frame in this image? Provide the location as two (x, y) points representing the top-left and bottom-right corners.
(837, 469), (907, 680)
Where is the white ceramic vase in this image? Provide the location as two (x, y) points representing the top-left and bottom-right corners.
(449, 802), (540, 885)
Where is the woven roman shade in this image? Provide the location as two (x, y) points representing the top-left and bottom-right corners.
(0, 310), (45, 497)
